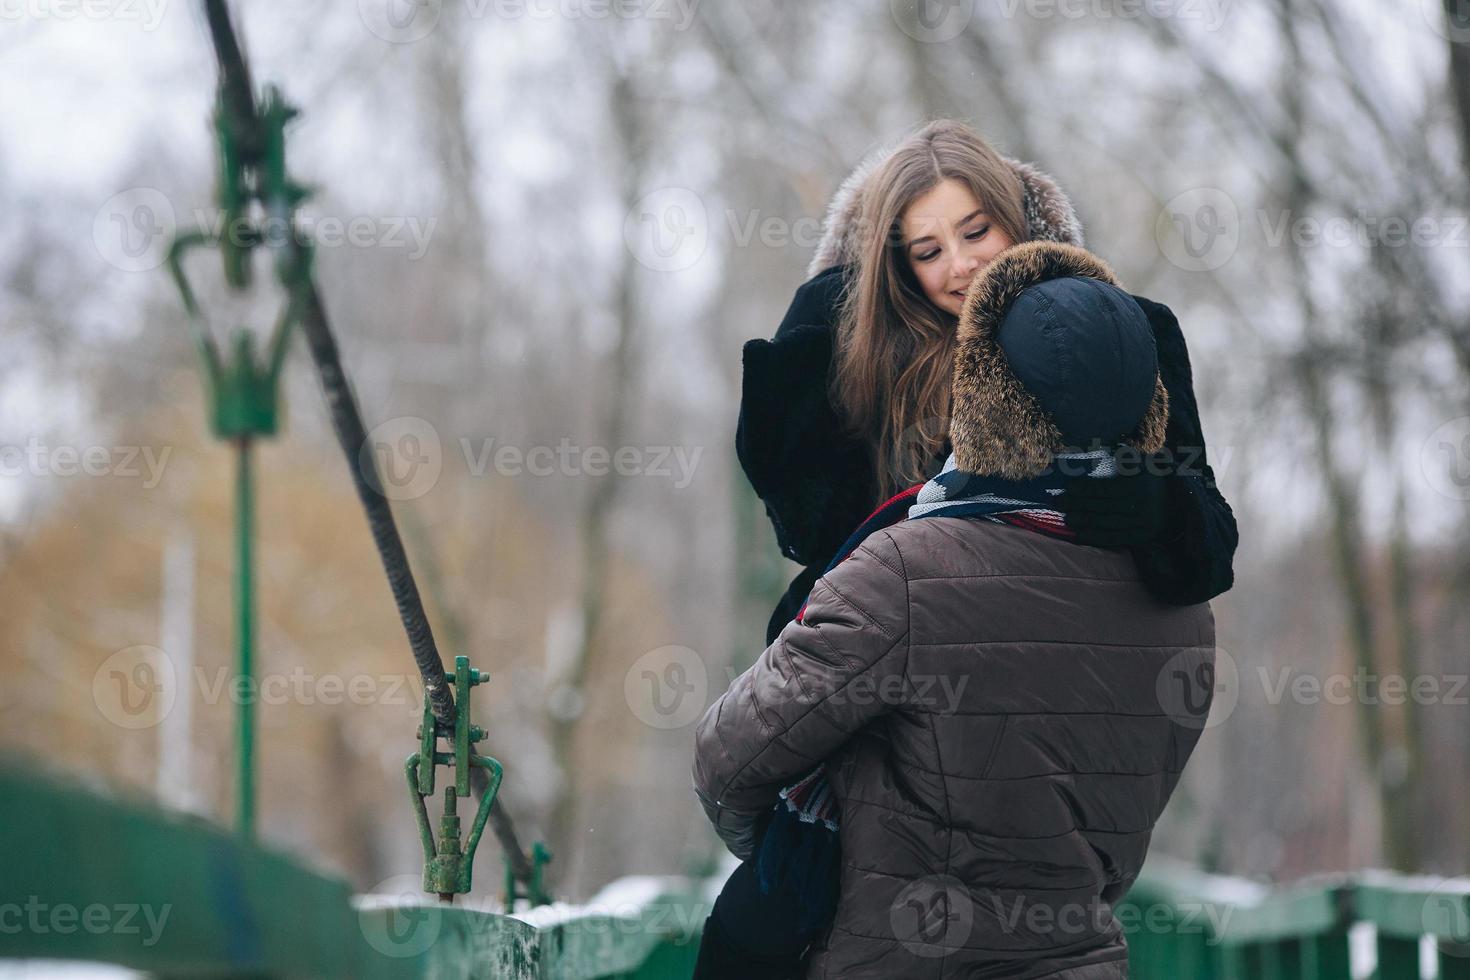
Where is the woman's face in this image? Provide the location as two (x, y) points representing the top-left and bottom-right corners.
(899, 178), (1015, 318)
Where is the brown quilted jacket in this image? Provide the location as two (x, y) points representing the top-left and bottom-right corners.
(692, 243), (1218, 979)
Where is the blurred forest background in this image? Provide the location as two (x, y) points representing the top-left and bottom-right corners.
(2, 0), (1469, 903)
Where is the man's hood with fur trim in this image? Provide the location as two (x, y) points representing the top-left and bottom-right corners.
(806, 140), (1086, 279)
(949, 241), (1170, 479)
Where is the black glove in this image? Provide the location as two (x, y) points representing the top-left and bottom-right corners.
(1063, 462), (1173, 549)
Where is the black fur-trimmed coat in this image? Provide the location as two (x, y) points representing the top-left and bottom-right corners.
(737, 150), (1238, 645)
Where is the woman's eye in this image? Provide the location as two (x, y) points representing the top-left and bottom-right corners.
(915, 226), (987, 262)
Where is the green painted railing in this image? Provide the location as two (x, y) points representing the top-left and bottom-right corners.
(0, 762), (704, 978)
(1123, 857), (1470, 979)
(10, 760), (1470, 979)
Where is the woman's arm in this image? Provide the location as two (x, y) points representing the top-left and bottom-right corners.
(735, 265), (873, 570)
(1133, 295), (1239, 603)
(691, 531), (911, 861)
(1065, 296), (1238, 605)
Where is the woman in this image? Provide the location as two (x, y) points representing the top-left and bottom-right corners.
(737, 121), (1237, 647)
(693, 120), (1235, 977)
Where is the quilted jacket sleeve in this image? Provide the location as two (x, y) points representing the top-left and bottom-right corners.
(691, 531), (912, 861)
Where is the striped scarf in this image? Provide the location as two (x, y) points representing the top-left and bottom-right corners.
(756, 450), (1116, 923)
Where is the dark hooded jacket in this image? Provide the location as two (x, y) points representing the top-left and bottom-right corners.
(694, 242), (1217, 979)
(736, 149), (1237, 644)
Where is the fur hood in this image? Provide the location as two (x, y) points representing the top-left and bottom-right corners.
(806, 140), (1086, 278)
(950, 241), (1170, 478)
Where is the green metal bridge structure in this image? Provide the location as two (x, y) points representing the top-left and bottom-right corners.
(3, 2), (1469, 977)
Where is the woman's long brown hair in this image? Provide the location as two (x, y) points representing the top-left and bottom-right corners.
(831, 120), (1030, 502)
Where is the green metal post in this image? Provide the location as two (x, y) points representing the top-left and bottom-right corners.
(503, 841), (554, 910)
(1248, 939), (1285, 980)
(1375, 935), (1419, 978)
(235, 436), (256, 839)
(1305, 929), (1351, 978)
(169, 150), (300, 847)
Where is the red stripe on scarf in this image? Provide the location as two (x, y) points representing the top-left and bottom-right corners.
(995, 511), (1076, 538)
(795, 499), (1074, 624)
(794, 484), (924, 624)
